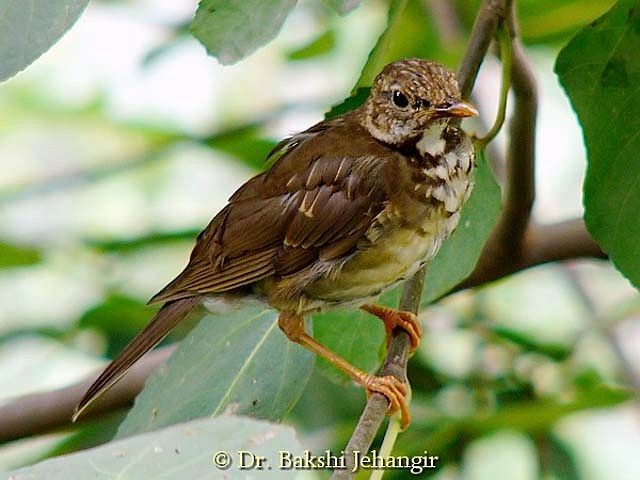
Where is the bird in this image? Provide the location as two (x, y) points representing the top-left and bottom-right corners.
(74, 58), (478, 428)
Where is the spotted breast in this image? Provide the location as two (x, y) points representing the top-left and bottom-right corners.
(301, 120), (475, 307)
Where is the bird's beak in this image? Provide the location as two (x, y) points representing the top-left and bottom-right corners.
(435, 101), (479, 118)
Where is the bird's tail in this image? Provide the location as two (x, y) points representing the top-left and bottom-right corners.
(73, 296), (200, 421)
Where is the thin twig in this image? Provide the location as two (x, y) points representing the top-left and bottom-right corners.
(472, 2), (537, 278)
(424, 0), (463, 44)
(474, 21), (512, 148)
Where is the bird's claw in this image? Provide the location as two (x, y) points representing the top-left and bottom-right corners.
(361, 304), (423, 352)
(387, 310), (422, 352)
(363, 374), (411, 429)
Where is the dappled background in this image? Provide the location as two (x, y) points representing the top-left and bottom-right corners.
(1, 0), (639, 478)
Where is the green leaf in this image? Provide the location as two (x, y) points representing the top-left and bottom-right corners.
(518, 0), (617, 45)
(0, 0), (89, 82)
(355, 0), (457, 89)
(287, 30), (336, 61)
(43, 411), (127, 460)
(356, 0), (408, 88)
(288, 368), (365, 429)
(490, 326), (571, 360)
(205, 127), (278, 171)
(87, 229), (199, 253)
(325, 0), (362, 15)
(313, 307), (385, 384)
(3, 416), (302, 480)
(324, 87), (370, 119)
(467, 385), (630, 434)
(538, 435), (581, 480)
(555, 0), (640, 289)
(454, 0), (614, 46)
(191, 0), (298, 65)
(421, 149), (502, 304)
(117, 304), (313, 438)
(0, 241), (41, 268)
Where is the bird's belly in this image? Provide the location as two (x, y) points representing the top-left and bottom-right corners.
(304, 216), (458, 303)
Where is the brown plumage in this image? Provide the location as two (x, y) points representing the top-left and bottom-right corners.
(75, 59), (478, 426)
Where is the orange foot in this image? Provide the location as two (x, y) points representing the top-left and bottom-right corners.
(360, 304), (422, 352)
(362, 374), (410, 429)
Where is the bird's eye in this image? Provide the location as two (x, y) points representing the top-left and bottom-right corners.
(392, 90), (409, 108)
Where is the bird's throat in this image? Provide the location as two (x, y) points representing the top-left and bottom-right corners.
(416, 120), (449, 158)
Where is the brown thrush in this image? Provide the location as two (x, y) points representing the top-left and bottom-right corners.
(75, 58), (478, 427)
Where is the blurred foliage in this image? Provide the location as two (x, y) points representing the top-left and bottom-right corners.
(0, 241), (41, 269)
(356, 0), (460, 88)
(88, 230), (199, 253)
(325, 0), (363, 15)
(325, 87), (371, 118)
(538, 435), (582, 480)
(287, 29), (337, 60)
(204, 125), (278, 171)
(454, 0), (615, 45)
(77, 295), (158, 357)
(0, 0), (639, 479)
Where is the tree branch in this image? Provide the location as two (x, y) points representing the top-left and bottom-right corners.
(458, 218), (605, 291)
(0, 346), (175, 443)
(457, 0), (511, 99)
(334, 270), (424, 478)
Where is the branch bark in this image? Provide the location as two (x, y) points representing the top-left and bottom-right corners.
(457, 218), (605, 291)
(334, 270), (424, 478)
(457, 0), (511, 99)
(0, 346), (175, 443)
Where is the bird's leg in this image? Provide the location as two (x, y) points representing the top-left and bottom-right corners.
(278, 312), (410, 428)
(360, 304), (422, 352)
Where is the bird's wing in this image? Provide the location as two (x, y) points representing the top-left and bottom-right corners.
(149, 119), (394, 304)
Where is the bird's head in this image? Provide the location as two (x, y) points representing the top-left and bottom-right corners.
(360, 58), (478, 146)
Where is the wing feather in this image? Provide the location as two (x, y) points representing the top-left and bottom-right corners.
(150, 116), (396, 304)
